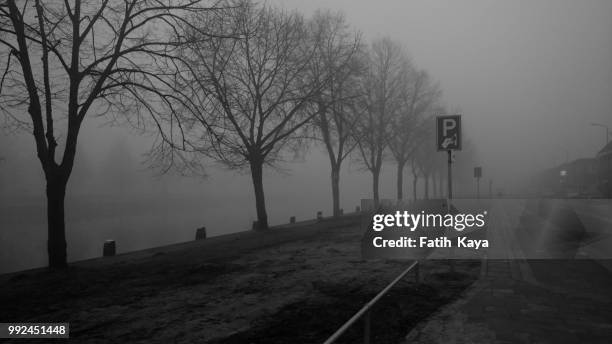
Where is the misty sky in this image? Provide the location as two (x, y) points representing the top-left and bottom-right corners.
(279, 0), (612, 180)
(1, 0), (611, 272)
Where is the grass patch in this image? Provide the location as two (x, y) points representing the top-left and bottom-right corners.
(213, 268), (476, 344)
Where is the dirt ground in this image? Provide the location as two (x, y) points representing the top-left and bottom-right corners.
(0, 216), (480, 343)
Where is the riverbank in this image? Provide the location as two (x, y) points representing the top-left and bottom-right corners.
(0, 215), (479, 343)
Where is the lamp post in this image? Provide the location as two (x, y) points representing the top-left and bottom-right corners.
(591, 123), (610, 145)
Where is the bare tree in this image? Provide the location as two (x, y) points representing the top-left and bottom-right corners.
(410, 155), (420, 201)
(409, 117), (431, 200)
(0, 0), (222, 268)
(388, 69), (441, 199)
(307, 10), (363, 217)
(419, 150), (435, 199)
(174, 1), (326, 230)
(353, 37), (409, 204)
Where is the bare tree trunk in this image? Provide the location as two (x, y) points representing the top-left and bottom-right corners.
(249, 159), (268, 230)
(412, 166), (418, 201)
(372, 168), (381, 206)
(432, 172), (438, 198)
(425, 174), (431, 199)
(46, 172), (68, 268)
(396, 161), (405, 200)
(331, 164), (341, 217)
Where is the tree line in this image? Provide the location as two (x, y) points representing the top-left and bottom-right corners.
(0, 0), (465, 268)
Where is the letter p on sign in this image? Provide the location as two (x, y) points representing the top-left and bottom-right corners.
(442, 119), (456, 136)
(436, 115), (462, 151)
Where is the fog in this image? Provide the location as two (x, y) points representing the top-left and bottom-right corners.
(1, 0), (611, 273)
(279, 0), (612, 181)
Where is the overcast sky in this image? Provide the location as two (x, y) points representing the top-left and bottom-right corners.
(278, 0), (612, 180)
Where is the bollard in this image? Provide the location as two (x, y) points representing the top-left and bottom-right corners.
(317, 211), (323, 220)
(290, 216), (296, 224)
(339, 208), (343, 215)
(355, 206), (361, 213)
(103, 240), (116, 257)
(195, 227), (207, 240)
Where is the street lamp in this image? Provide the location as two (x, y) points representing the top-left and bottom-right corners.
(591, 123), (610, 145)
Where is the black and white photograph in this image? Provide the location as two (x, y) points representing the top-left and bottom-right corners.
(0, 0), (611, 343)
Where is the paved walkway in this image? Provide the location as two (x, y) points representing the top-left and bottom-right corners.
(404, 259), (612, 344)
(403, 200), (612, 344)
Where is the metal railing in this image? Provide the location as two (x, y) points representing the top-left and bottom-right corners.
(323, 260), (420, 344)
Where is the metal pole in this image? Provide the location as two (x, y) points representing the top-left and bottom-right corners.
(363, 310), (371, 344)
(447, 150), (453, 199)
(447, 150), (455, 273)
(476, 177), (480, 199)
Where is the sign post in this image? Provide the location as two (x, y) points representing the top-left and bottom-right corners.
(437, 115), (462, 273)
(437, 115), (462, 200)
(474, 166), (482, 199)
(448, 150), (453, 199)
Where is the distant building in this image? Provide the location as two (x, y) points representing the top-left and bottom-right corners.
(533, 142), (612, 198)
(533, 158), (598, 197)
(562, 158), (598, 196)
(596, 141), (612, 197)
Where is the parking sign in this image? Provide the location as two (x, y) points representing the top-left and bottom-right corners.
(436, 115), (462, 151)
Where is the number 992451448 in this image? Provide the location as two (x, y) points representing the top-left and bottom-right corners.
(1, 323), (69, 338)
